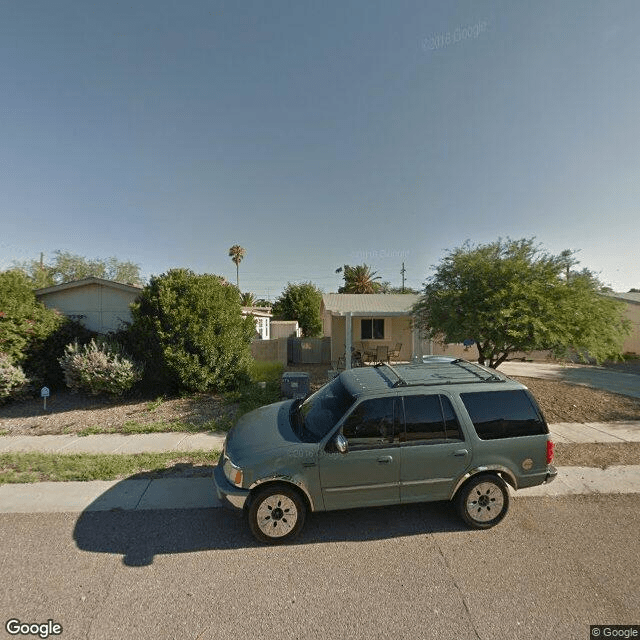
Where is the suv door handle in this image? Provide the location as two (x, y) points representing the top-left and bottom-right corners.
(377, 456), (393, 464)
(453, 449), (469, 457)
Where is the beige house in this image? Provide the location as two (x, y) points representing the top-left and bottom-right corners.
(35, 277), (142, 334)
(603, 292), (640, 355)
(321, 294), (423, 367)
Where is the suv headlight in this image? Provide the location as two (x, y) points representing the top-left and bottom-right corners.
(223, 457), (244, 488)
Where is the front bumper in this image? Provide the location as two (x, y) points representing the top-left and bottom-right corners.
(545, 465), (558, 483)
(213, 463), (250, 510)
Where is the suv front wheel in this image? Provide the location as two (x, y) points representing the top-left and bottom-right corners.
(456, 473), (509, 529)
(248, 484), (307, 544)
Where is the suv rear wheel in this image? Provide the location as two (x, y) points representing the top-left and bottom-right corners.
(456, 473), (509, 529)
(248, 484), (306, 544)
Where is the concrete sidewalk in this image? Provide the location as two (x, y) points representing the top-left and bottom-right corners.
(1, 466), (640, 513)
(0, 431), (226, 454)
(1, 421), (639, 454)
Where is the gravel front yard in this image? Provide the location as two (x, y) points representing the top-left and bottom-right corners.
(2, 364), (640, 436)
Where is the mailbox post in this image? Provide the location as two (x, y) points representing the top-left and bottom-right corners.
(41, 386), (50, 410)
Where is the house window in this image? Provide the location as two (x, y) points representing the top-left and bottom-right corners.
(361, 318), (384, 340)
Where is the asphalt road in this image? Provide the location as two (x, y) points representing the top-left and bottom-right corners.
(1, 495), (638, 640)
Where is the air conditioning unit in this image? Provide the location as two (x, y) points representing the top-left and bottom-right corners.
(281, 372), (310, 399)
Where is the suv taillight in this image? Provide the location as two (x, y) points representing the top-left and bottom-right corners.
(546, 440), (555, 464)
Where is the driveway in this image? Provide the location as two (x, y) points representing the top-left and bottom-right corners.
(499, 361), (640, 399)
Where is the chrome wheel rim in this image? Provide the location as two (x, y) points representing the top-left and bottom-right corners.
(256, 494), (298, 538)
(465, 482), (504, 523)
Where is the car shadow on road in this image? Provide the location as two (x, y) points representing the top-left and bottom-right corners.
(73, 501), (468, 566)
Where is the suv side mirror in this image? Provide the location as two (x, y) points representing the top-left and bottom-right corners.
(334, 434), (348, 454)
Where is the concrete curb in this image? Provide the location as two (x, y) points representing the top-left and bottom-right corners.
(1, 466), (640, 514)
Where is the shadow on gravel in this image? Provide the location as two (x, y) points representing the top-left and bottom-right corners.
(73, 500), (467, 567)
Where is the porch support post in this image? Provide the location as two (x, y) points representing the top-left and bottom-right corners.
(345, 312), (352, 370)
(411, 317), (423, 362)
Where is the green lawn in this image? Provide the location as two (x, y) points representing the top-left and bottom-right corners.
(0, 450), (220, 484)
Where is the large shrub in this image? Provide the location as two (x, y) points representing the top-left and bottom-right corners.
(24, 319), (97, 390)
(0, 270), (62, 363)
(0, 353), (29, 403)
(58, 339), (141, 396)
(124, 269), (254, 393)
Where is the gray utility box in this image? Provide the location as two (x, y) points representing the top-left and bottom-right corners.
(281, 372), (310, 399)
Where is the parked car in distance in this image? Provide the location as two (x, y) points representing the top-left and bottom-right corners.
(214, 357), (557, 544)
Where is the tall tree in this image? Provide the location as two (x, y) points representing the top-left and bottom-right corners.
(337, 264), (382, 293)
(412, 238), (630, 368)
(272, 282), (323, 337)
(228, 245), (246, 288)
(13, 251), (143, 287)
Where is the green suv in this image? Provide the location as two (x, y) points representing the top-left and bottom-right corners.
(214, 357), (557, 544)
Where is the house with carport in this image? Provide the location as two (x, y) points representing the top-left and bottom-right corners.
(321, 294), (421, 367)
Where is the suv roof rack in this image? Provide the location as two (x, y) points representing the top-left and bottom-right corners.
(373, 359), (504, 389)
(450, 358), (503, 382)
(373, 362), (407, 387)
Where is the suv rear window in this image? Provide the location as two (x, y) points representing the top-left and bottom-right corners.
(401, 394), (464, 442)
(461, 390), (547, 440)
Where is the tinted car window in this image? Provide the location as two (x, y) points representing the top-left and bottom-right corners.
(300, 378), (354, 439)
(441, 395), (464, 441)
(402, 395), (446, 442)
(342, 397), (396, 447)
(461, 390), (547, 440)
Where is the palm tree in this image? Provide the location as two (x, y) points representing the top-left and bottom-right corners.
(338, 264), (383, 294)
(228, 245), (246, 288)
(240, 291), (256, 307)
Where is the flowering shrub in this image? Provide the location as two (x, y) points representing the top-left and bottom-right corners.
(0, 353), (29, 403)
(58, 339), (141, 396)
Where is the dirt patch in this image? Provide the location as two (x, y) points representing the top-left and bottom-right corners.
(0, 392), (235, 436)
(511, 376), (640, 423)
(554, 443), (640, 468)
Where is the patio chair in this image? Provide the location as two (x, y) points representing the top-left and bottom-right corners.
(388, 343), (402, 363)
(375, 345), (389, 364)
(337, 346), (364, 370)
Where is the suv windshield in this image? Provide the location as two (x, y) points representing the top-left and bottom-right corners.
(295, 377), (354, 441)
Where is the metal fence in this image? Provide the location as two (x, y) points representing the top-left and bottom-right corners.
(287, 337), (332, 364)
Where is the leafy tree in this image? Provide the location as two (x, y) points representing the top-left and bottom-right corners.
(0, 270), (63, 363)
(337, 264), (382, 293)
(379, 281), (421, 294)
(412, 238), (630, 368)
(123, 269), (254, 393)
(13, 251), (143, 287)
(272, 282), (323, 337)
(228, 245), (246, 288)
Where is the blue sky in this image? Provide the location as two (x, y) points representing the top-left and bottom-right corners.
(1, 0), (639, 299)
